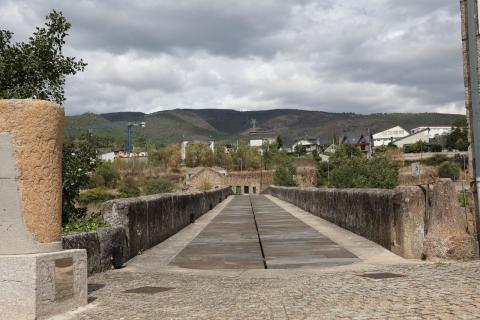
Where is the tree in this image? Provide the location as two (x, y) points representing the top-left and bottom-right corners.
(232, 141), (261, 170)
(273, 160), (297, 187)
(0, 10), (86, 104)
(325, 145), (399, 189)
(294, 144), (307, 156)
(62, 133), (98, 223)
(276, 136), (283, 149)
(186, 141), (214, 167)
(445, 119), (468, 151)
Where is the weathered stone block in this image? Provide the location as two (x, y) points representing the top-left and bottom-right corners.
(392, 186), (425, 259)
(423, 179), (478, 260)
(0, 100), (64, 253)
(0, 249), (87, 320)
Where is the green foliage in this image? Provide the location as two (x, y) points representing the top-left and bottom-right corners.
(186, 141), (214, 167)
(446, 123), (468, 151)
(276, 136), (283, 149)
(424, 154), (449, 166)
(117, 177), (141, 198)
(316, 161), (330, 187)
(458, 192), (472, 208)
(233, 141), (261, 170)
(62, 214), (110, 234)
(89, 174), (105, 188)
(79, 188), (115, 206)
(144, 178), (176, 195)
(455, 138), (468, 152)
(62, 133), (98, 224)
(261, 141), (289, 170)
(294, 144), (307, 156)
(273, 161), (297, 187)
(0, 10), (86, 104)
(326, 145), (399, 189)
(95, 161), (120, 188)
(438, 162), (460, 180)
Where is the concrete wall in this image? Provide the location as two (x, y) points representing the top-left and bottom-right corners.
(101, 187), (233, 259)
(62, 227), (126, 276)
(267, 186), (426, 259)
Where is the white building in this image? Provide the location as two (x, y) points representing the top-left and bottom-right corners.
(411, 126), (453, 139)
(249, 129), (276, 148)
(99, 152), (115, 162)
(372, 126), (409, 147)
(393, 128), (430, 148)
(291, 138), (321, 154)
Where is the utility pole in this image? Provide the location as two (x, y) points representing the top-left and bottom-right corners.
(461, 0), (480, 238)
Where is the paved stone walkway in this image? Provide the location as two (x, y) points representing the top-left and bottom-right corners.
(57, 196), (480, 320)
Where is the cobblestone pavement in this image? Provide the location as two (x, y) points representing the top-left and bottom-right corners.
(60, 196), (480, 319)
(71, 262), (480, 320)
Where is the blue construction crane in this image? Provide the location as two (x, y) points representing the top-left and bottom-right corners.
(127, 122), (146, 155)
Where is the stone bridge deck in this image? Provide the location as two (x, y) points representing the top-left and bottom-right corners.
(60, 195), (480, 319)
(171, 195), (358, 269)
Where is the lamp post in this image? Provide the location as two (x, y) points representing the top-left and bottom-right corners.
(127, 121), (146, 155)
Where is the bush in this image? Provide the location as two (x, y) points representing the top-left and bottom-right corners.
(144, 178), (176, 195)
(95, 161), (120, 188)
(79, 187), (115, 206)
(273, 161), (297, 187)
(326, 145), (399, 189)
(62, 134), (98, 223)
(458, 192), (473, 208)
(198, 180), (213, 192)
(438, 162), (460, 180)
(63, 213), (110, 233)
(89, 174), (105, 188)
(316, 161), (330, 187)
(118, 177), (141, 198)
(424, 154), (449, 166)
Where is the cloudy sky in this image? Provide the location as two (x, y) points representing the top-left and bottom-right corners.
(0, 0), (466, 115)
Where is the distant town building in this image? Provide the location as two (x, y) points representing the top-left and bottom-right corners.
(372, 126), (409, 147)
(186, 167), (273, 194)
(410, 126), (453, 139)
(291, 138), (321, 154)
(339, 130), (373, 157)
(99, 150), (148, 161)
(324, 143), (337, 154)
(248, 130), (276, 148)
(248, 118), (277, 149)
(181, 136), (215, 161)
(393, 128), (430, 148)
(99, 152), (115, 162)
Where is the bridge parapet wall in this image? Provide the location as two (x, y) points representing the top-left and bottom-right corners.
(101, 187), (233, 260)
(267, 186), (426, 259)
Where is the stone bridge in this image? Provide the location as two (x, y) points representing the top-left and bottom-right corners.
(68, 193), (480, 319)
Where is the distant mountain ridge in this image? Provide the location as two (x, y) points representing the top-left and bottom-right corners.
(65, 108), (466, 146)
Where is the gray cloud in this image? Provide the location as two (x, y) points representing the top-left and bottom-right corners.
(0, 0), (467, 115)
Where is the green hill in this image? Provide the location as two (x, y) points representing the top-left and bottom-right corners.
(65, 109), (466, 148)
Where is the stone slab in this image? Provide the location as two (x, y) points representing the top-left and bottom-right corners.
(0, 249), (87, 320)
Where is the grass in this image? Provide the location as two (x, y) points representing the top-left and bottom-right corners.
(63, 214), (111, 233)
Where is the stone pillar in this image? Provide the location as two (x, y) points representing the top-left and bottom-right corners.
(0, 100), (87, 319)
(423, 179), (478, 260)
